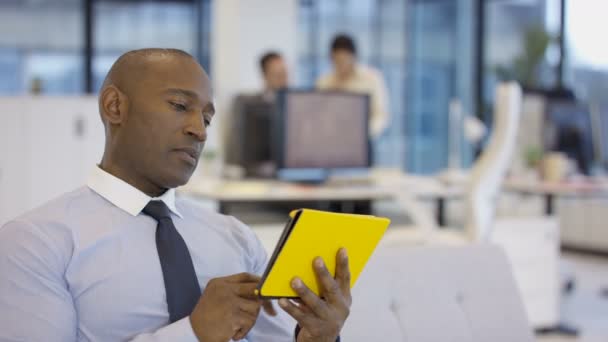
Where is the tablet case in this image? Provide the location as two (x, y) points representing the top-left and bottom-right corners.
(257, 209), (391, 298)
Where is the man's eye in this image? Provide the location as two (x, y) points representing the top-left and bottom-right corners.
(170, 102), (187, 112)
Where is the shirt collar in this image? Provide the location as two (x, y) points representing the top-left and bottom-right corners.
(87, 166), (183, 218)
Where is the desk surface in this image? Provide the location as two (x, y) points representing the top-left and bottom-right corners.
(181, 174), (608, 203)
(504, 178), (608, 196)
(179, 175), (462, 203)
(179, 179), (394, 202)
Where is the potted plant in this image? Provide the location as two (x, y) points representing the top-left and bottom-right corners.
(494, 25), (553, 92)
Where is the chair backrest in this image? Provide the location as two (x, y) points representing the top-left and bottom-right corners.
(465, 82), (523, 241)
(341, 244), (535, 342)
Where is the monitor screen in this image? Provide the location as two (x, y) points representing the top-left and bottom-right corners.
(276, 90), (370, 172)
(225, 95), (277, 177)
(544, 100), (594, 174)
(241, 98), (275, 166)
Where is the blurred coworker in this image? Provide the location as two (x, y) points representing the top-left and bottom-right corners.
(225, 51), (289, 176)
(259, 51), (288, 101)
(317, 34), (390, 138)
(0, 48), (350, 342)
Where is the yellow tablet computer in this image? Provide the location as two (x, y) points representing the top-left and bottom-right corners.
(257, 209), (391, 298)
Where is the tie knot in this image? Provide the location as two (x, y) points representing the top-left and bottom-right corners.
(143, 201), (172, 221)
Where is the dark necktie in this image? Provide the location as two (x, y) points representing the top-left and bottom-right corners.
(143, 200), (201, 323)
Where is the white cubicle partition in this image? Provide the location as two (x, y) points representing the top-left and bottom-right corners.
(559, 196), (608, 252)
(0, 96), (104, 225)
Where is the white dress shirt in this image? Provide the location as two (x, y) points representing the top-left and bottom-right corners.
(317, 64), (390, 138)
(0, 166), (295, 341)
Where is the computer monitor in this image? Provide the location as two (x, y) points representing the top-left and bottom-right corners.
(544, 100), (594, 175)
(275, 90), (371, 181)
(226, 94), (277, 177)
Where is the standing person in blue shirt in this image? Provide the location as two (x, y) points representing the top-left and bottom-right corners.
(0, 48), (351, 342)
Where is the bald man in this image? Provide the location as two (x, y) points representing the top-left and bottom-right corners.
(0, 49), (351, 342)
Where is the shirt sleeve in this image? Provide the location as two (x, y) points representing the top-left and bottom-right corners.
(0, 220), (77, 341)
(229, 217), (297, 342)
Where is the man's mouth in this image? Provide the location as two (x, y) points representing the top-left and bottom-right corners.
(173, 147), (200, 166)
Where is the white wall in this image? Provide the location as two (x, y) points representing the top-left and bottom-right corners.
(0, 96), (104, 225)
(210, 0), (298, 156)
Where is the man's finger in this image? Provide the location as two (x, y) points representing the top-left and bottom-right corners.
(312, 257), (342, 304)
(291, 277), (328, 319)
(262, 300), (277, 316)
(291, 299), (314, 315)
(334, 248), (352, 304)
(232, 314), (258, 341)
(227, 272), (262, 283)
(235, 282), (262, 299)
(232, 326), (246, 341)
(236, 297), (262, 317)
(232, 328), (247, 341)
(278, 298), (316, 327)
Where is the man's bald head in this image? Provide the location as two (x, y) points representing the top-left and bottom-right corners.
(97, 48), (215, 196)
(100, 48), (203, 105)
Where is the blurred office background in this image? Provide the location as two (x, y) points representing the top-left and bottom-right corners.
(2, 0), (608, 341)
(6, 0), (608, 173)
(0, 0), (606, 167)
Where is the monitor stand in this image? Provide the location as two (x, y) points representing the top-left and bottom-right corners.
(276, 168), (329, 184)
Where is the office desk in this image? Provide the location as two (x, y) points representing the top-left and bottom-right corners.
(412, 187), (463, 226)
(504, 178), (608, 215)
(180, 179), (393, 213)
(179, 177), (462, 225)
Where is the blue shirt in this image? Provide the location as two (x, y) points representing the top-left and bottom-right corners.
(0, 167), (295, 341)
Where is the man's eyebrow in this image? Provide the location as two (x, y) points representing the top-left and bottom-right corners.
(165, 88), (198, 99)
(165, 88), (214, 114)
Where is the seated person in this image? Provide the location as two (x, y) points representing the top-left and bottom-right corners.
(0, 48), (350, 342)
(224, 51), (289, 177)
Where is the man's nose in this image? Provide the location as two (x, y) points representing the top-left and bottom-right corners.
(185, 113), (206, 142)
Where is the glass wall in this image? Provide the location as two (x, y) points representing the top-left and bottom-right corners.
(0, 0), (83, 94)
(565, 0), (608, 103)
(406, 0), (475, 173)
(296, 0), (580, 174)
(0, 0), (211, 95)
(484, 0), (557, 111)
(92, 0), (199, 91)
(297, 0), (407, 169)
(298, 0), (478, 173)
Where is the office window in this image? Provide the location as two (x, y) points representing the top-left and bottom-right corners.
(0, 0), (83, 94)
(405, 0), (475, 173)
(565, 0), (608, 102)
(92, 0), (203, 92)
(298, 0), (407, 169)
(484, 0), (553, 112)
(0, 0), (212, 95)
(0, 49), (21, 94)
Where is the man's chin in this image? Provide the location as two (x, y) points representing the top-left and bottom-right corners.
(164, 168), (196, 189)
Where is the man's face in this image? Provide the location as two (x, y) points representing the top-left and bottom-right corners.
(331, 49), (356, 78)
(117, 55), (214, 190)
(264, 57), (288, 90)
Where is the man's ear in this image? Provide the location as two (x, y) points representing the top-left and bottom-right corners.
(100, 85), (129, 125)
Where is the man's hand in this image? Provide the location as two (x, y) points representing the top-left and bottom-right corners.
(189, 273), (275, 342)
(279, 248), (352, 342)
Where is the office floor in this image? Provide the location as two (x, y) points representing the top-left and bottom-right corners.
(537, 252), (608, 342)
